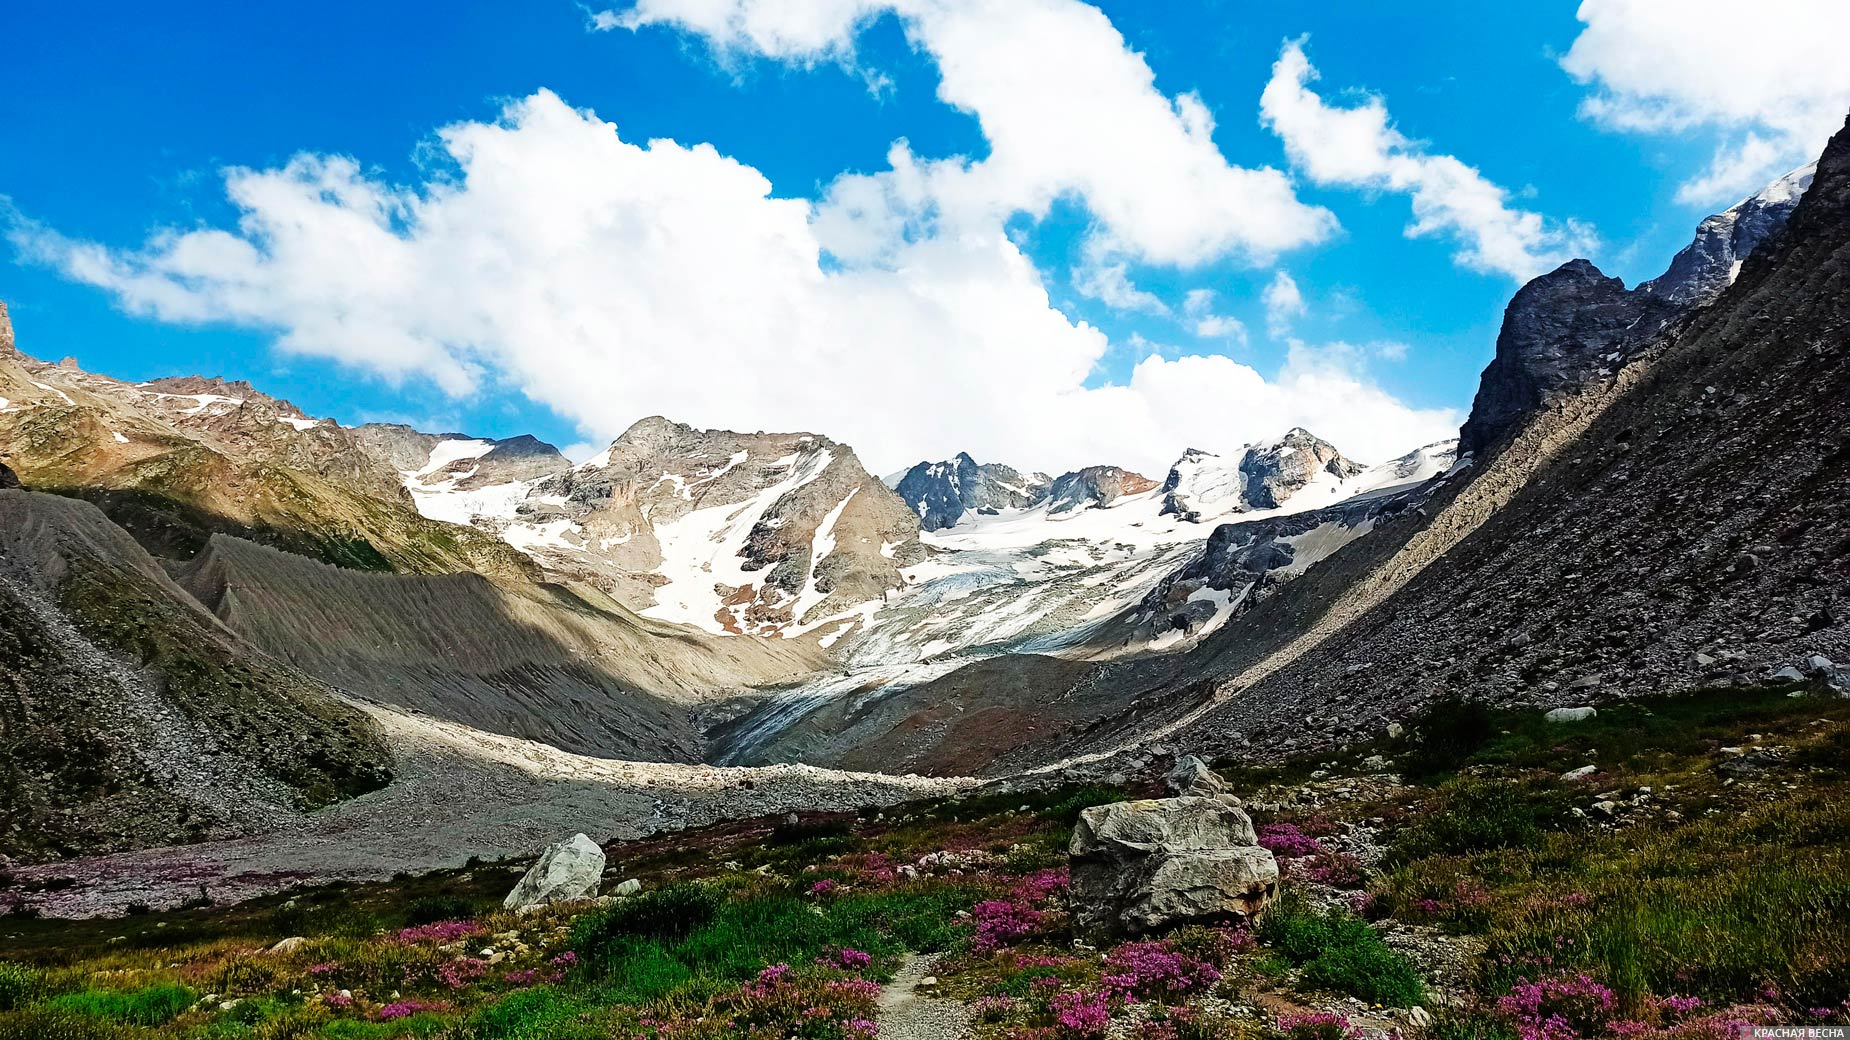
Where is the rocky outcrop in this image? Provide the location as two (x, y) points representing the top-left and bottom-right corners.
(1460, 164), (1815, 459)
(1044, 465), (1158, 514)
(504, 833), (605, 909)
(1068, 796), (1279, 943)
(1162, 430), (1363, 521)
(0, 462), (17, 490)
(1642, 162), (1816, 308)
(1458, 259), (1678, 457)
(0, 301), (13, 355)
(892, 452), (1050, 531)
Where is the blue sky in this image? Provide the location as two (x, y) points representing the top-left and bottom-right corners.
(3, 0), (1843, 473)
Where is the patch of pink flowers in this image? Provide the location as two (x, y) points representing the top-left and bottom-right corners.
(1258, 823), (1325, 857)
(377, 998), (446, 1021)
(1103, 940), (1221, 999)
(1049, 988), (1113, 1037)
(1278, 1011), (1363, 1040)
(391, 919), (481, 945)
(323, 991), (352, 1009)
(823, 947), (873, 972)
(1012, 868), (1071, 904)
(1496, 973), (1617, 1040)
(435, 956), (488, 989)
(1301, 852), (1367, 888)
(307, 961), (339, 977)
(971, 899), (1046, 950)
(808, 879), (838, 896)
(974, 995), (1019, 1021)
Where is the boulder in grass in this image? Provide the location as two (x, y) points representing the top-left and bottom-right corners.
(1544, 706), (1597, 723)
(504, 833), (605, 910)
(1164, 755), (1235, 800)
(1068, 796), (1278, 944)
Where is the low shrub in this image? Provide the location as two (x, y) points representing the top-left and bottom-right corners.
(1259, 894), (1424, 1006)
(0, 962), (41, 1011)
(1391, 776), (1569, 862)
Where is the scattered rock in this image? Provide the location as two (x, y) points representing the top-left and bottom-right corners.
(267, 936), (307, 955)
(503, 833), (605, 910)
(1545, 706), (1598, 723)
(1165, 755), (1230, 798)
(1561, 765), (1598, 780)
(1770, 666), (1806, 682)
(1068, 796), (1279, 943)
(613, 878), (642, 897)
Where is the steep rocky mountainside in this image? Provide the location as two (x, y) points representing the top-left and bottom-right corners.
(1133, 114), (1850, 762)
(1457, 163), (1815, 458)
(0, 490), (392, 861)
(1456, 259), (1681, 456)
(892, 452), (1051, 531)
(0, 339), (538, 580)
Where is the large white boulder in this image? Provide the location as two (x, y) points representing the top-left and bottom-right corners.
(503, 833), (606, 910)
(1068, 796), (1279, 943)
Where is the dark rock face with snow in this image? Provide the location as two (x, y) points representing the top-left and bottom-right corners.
(1642, 162), (1817, 308)
(1458, 259), (1679, 457)
(1161, 430), (1363, 521)
(893, 452), (1050, 531)
(1043, 465), (1159, 514)
(1139, 476), (1438, 637)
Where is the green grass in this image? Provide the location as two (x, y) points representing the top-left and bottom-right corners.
(1257, 893), (1425, 1006)
(47, 983), (195, 1026)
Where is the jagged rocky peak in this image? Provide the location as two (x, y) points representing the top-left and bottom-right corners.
(893, 451), (1051, 531)
(0, 300), (13, 355)
(1162, 429), (1361, 521)
(1642, 161), (1818, 308)
(1458, 259), (1679, 457)
(1459, 161), (1818, 458)
(521, 414), (924, 637)
(1044, 465), (1158, 514)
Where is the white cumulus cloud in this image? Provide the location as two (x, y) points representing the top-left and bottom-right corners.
(1260, 40), (1596, 282)
(1560, 0), (1850, 205)
(604, 0), (1338, 268)
(1262, 271), (1305, 337)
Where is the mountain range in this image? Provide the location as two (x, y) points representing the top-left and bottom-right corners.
(1, 119), (1844, 870)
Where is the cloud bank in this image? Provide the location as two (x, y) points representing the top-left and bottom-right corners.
(17, 2), (1467, 474)
(1560, 0), (1850, 204)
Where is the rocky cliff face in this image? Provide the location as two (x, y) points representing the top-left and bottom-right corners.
(1458, 165), (1814, 459)
(1642, 162), (1817, 308)
(1457, 260), (1679, 457)
(1044, 465), (1159, 514)
(892, 452), (1050, 531)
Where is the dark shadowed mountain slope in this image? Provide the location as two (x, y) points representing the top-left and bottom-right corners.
(176, 534), (825, 760)
(0, 490), (392, 861)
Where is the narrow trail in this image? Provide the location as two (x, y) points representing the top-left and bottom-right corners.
(877, 954), (970, 1040)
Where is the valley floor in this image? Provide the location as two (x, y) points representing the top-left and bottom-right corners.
(4, 701), (969, 919)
